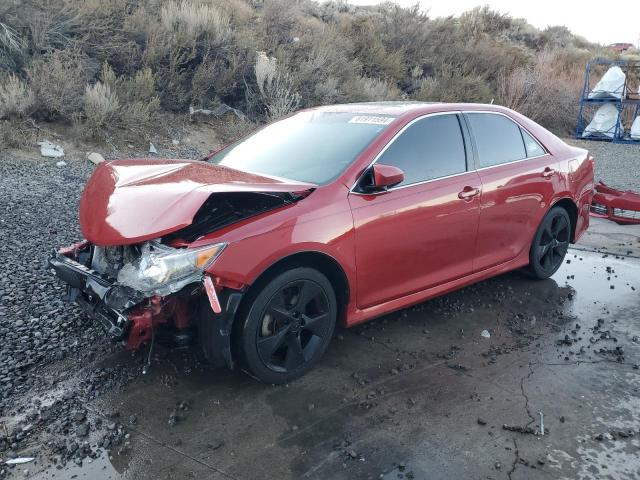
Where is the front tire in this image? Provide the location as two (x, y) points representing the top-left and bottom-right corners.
(527, 206), (571, 279)
(235, 267), (337, 384)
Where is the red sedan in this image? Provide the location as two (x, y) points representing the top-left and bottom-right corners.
(50, 102), (594, 383)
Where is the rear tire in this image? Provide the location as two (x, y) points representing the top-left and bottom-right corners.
(526, 206), (571, 279)
(235, 267), (337, 384)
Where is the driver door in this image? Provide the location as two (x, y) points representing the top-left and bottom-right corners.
(348, 113), (481, 309)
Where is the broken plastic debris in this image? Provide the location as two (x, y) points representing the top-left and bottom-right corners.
(481, 329), (491, 338)
(87, 152), (105, 164)
(55, 160), (66, 167)
(189, 104), (247, 120)
(539, 411), (545, 436)
(149, 142), (158, 154)
(37, 140), (64, 158)
(5, 457), (35, 465)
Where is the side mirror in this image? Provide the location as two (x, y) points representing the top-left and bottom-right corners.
(369, 164), (404, 191)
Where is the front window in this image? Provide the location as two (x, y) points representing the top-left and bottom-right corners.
(209, 111), (395, 184)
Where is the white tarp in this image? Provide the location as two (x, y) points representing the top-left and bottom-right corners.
(588, 66), (626, 99)
(631, 116), (640, 140)
(582, 103), (621, 139)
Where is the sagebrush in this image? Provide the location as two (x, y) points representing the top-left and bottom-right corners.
(0, 0), (623, 148)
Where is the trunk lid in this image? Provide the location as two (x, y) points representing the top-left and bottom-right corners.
(79, 158), (315, 246)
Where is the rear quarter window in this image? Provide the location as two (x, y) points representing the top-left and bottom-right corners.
(466, 113), (527, 168)
(521, 128), (546, 157)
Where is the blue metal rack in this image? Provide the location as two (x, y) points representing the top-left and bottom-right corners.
(575, 58), (640, 144)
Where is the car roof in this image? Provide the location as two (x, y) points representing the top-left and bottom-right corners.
(310, 101), (511, 118)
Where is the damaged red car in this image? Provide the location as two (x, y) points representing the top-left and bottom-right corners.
(50, 103), (594, 383)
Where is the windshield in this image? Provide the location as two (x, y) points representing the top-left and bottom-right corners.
(209, 111), (395, 184)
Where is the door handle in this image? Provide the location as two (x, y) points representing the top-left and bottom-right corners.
(542, 167), (556, 178)
(458, 186), (480, 201)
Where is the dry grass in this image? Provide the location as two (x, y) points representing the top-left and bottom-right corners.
(0, 74), (34, 119)
(160, 1), (230, 44)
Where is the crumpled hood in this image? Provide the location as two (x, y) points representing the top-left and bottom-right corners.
(79, 158), (315, 246)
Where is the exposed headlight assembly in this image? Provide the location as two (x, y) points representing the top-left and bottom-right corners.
(117, 241), (226, 295)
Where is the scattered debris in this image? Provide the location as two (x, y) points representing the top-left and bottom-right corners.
(189, 104), (247, 121)
(502, 424), (544, 436)
(87, 152), (105, 165)
(149, 142), (158, 154)
(539, 412), (545, 436)
(38, 140), (64, 158)
(4, 458), (34, 465)
(55, 160), (66, 167)
(480, 329), (491, 339)
(477, 418), (487, 426)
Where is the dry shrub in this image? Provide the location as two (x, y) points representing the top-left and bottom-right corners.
(141, 1), (231, 111)
(497, 50), (584, 134)
(254, 52), (300, 119)
(0, 119), (36, 150)
(0, 21), (25, 71)
(0, 74), (34, 119)
(210, 115), (256, 144)
(414, 62), (493, 103)
(160, 1), (230, 44)
(73, 0), (141, 73)
(27, 49), (93, 121)
(82, 63), (160, 138)
(293, 27), (358, 105)
(191, 55), (242, 106)
(348, 76), (401, 102)
(23, 0), (79, 54)
(261, 0), (299, 46)
(83, 82), (120, 136)
(0, 0), (604, 138)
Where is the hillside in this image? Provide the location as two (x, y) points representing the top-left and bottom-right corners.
(0, 0), (616, 149)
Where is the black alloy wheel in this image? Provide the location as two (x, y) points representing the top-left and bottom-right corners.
(236, 268), (337, 384)
(528, 206), (571, 279)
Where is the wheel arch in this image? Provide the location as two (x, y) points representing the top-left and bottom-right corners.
(241, 250), (351, 326)
(550, 197), (579, 242)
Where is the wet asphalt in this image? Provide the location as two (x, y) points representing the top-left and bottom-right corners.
(1, 218), (635, 480)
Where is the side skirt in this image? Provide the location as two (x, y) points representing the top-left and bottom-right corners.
(346, 249), (530, 327)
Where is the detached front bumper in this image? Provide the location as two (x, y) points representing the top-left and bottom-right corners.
(590, 182), (640, 225)
(48, 253), (145, 340)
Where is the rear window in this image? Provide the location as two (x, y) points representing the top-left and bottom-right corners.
(466, 113), (526, 168)
(209, 111), (394, 184)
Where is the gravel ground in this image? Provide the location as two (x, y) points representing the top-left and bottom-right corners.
(0, 145), (203, 475)
(0, 138), (636, 476)
(566, 138), (640, 190)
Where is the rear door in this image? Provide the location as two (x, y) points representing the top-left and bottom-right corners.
(348, 113), (482, 309)
(464, 112), (560, 271)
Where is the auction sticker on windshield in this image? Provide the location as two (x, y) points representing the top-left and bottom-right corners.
(348, 115), (395, 125)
